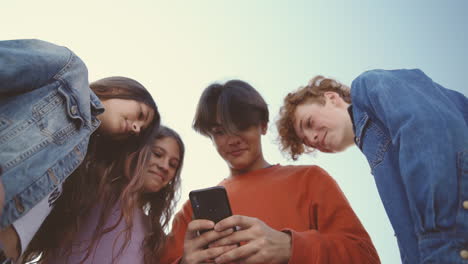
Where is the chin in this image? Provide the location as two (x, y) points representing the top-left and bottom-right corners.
(144, 184), (162, 193)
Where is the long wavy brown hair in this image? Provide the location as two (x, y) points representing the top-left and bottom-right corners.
(20, 77), (167, 264)
(276, 75), (351, 160)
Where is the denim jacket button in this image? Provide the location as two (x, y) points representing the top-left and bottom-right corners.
(71, 105), (78, 115)
(463, 200), (468, 210)
(460, 249), (468, 259)
(92, 118), (100, 127)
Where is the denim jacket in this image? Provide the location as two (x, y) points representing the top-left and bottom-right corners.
(350, 69), (468, 263)
(0, 39), (104, 228)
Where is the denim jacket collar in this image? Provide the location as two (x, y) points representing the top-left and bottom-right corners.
(348, 104), (369, 149)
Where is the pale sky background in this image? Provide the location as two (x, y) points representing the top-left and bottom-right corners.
(3, 1), (468, 263)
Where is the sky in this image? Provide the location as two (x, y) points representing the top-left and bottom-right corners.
(3, 1), (468, 263)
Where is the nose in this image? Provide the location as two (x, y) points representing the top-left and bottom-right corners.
(304, 131), (319, 147)
(226, 134), (241, 146)
(157, 159), (169, 172)
(312, 132), (319, 143)
(130, 122), (141, 135)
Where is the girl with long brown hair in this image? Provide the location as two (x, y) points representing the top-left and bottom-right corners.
(0, 39), (160, 263)
(22, 125), (184, 264)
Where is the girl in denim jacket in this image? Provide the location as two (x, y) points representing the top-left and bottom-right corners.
(0, 39), (159, 262)
(21, 126), (184, 264)
(276, 69), (468, 264)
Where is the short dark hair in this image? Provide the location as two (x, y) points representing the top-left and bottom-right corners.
(193, 80), (269, 137)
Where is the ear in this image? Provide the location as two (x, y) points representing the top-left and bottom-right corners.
(323, 91), (341, 105)
(324, 91), (337, 100)
(260, 122), (268, 135)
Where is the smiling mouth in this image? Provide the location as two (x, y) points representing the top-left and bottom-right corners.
(229, 149), (246, 157)
(321, 131), (327, 147)
(148, 170), (164, 181)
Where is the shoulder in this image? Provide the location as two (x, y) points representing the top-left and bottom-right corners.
(2, 39), (72, 62)
(351, 69), (429, 106)
(352, 69), (428, 93)
(1, 39), (86, 87)
(274, 164), (334, 183)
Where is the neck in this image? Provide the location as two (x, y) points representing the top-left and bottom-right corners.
(344, 103), (356, 147)
(229, 156), (271, 177)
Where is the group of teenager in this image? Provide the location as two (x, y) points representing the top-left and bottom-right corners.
(0, 39), (466, 264)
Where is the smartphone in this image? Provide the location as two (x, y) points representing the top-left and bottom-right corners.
(189, 186), (235, 234)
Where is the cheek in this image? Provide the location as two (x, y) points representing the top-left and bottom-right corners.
(167, 170), (177, 183)
(301, 131), (313, 146)
(213, 139), (227, 154)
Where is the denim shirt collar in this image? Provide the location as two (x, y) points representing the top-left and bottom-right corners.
(348, 104), (370, 149)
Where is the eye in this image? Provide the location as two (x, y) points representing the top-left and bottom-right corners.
(152, 150), (163, 157)
(306, 118), (313, 129)
(169, 160), (179, 169)
(211, 127), (225, 136)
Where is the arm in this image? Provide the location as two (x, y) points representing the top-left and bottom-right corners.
(160, 201), (192, 264)
(352, 69), (468, 261)
(285, 170), (380, 264)
(0, 39), (72, 96)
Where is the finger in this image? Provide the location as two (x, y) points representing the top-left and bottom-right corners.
(214, 215), (256, 232)
(191, 244), (237, 263)
(214, 243), (258, 264)
(194, 227), (235, 250)
(186, 219), (215, 240)
(209, 228), (251, 247)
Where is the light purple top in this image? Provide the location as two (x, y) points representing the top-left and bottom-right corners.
(47, 202), (150, 264)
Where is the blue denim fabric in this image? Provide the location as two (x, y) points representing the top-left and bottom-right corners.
(0, 39), (104, 228)
(350, 69), (468, 263)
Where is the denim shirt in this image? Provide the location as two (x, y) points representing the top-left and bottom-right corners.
(350, 69), (468, 263)
(0, 39), (104, 228)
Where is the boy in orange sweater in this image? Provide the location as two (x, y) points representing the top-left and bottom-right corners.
(161, 80), (380, 264)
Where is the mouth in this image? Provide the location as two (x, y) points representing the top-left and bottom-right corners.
(148, 170), (164, 181)
(228, 149), (247, 157)
(318, 131), (334, 152)
(320, 131), (328, 148)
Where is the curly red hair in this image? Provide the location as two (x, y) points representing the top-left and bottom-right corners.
(276, 75), (351, 160)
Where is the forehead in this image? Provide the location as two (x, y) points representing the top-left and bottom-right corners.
(154, 137), (180, 157)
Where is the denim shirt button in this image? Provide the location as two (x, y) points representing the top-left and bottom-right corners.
(463, 200), (468, 210)
(71, 105), (78, 115)
(460, 249), (468, 259)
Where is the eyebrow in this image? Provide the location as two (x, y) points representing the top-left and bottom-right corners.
(297, 118), (307, 143)
(154, 146), (180, 162)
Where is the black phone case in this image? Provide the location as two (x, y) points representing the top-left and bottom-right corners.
(189, 186), (233, 224)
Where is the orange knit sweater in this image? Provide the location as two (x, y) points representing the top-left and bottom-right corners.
(160, 165), (380, 264)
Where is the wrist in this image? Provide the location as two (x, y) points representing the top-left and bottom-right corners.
(280, 230), (292, 264)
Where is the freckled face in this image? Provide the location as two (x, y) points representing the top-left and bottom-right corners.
(143, 137), (181, 193)
(293, 95), (354, 153)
